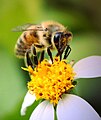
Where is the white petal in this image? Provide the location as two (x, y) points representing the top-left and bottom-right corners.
(21, 91), (36, 116)
(30, 101), (54, 120)
(73, 56), (101, 79)
(57, 94), (101, 120)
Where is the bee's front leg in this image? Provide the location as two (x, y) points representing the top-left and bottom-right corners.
(56, 52), (62, 61)
(56, 47), (64, 60)
(63, 45), (71, 59)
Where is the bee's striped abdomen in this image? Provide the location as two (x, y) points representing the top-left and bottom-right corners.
(15, 31), (39, 58)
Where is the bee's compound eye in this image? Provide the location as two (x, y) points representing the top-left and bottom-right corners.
(54, 32), (62, 43)
(65, 32), (72, 38)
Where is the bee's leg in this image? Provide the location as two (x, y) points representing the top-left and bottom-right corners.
(31, 45), (38, 66)
(56, 53), (62, 60)
(47, 47), (53, 63)
(56, 50), (63, 61)
(24, 50), (33, 68)
(60, 54), (62, 61)
(63, 45), (71, 59)
(39, 50), (45, 62)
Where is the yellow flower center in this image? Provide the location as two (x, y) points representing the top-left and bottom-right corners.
(24, 57), (76, 105)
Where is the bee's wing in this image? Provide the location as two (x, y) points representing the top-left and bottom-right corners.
(12, 23), (44, 32)
(12, 23), (34, 32)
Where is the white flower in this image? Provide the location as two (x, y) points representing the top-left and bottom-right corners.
(21, 56), (101, 120)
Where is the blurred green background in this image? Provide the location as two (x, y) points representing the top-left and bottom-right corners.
(0, 0), (101, 119)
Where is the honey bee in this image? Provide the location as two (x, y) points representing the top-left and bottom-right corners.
(14, 21), (72, 67)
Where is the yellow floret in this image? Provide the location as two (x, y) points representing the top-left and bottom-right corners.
(25, 57), (76, 105)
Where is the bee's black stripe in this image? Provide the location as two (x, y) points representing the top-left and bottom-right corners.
(19, 38), (25, 45)
(16, 48), (27, 54)
(17, 42), (29, 49)
(34, 44), (44, 48)
(17, 43), (23, 49)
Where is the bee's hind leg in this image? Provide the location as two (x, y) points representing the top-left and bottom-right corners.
(63, 45), (71, 59)
(24, 45), (38, 69)
(24, 50), (34, 68)
(31, 45), (38, 66)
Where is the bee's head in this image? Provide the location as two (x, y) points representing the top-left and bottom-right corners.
(53, 31), (72, 55)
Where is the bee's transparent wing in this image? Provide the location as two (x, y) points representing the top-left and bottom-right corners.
(12, 24), (44, 32)
(12, 23), (35, 32)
